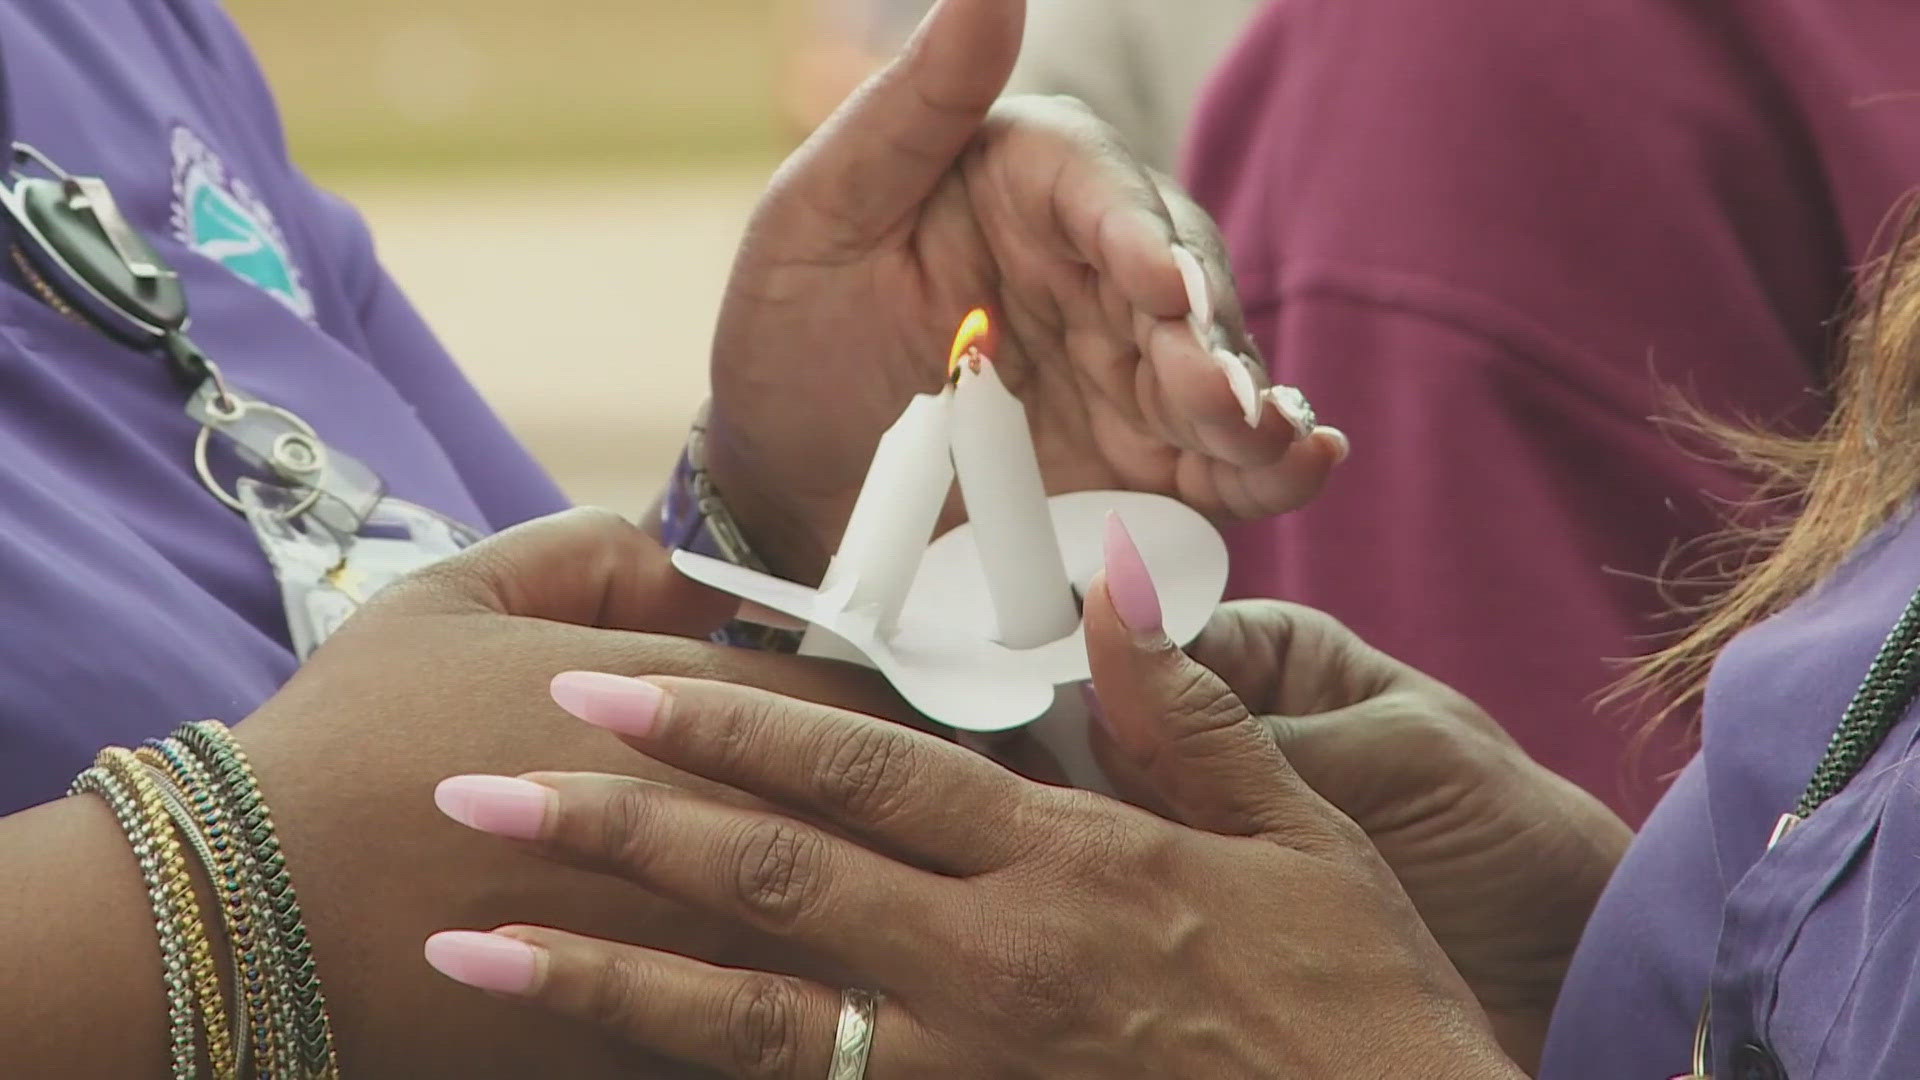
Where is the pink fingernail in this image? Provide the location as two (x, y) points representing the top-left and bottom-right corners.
(550, 671), (666, 737)
(424, 931), (541, 996)
(434, 775), (554, 841)
(1103, 513), (1163, 634)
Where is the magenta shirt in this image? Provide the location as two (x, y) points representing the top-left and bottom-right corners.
(1186, 0), (1920, 821)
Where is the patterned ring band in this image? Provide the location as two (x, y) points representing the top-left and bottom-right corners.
(827, 988), (881, 1080)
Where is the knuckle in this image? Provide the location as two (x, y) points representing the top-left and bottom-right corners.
(814, 724), (920, 824)
(728, 818), (828, 929)
(721, 974), (806, 1079)
(582, 949), (652, 1036)
(1162, 663), (1249, 744)
(580, 780), (664, 878)
(702, 691), (781, 776)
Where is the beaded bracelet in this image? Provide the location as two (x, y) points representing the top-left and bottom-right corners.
(69, 763), (200, 1080)
(174, 720), (341, 1080)
(140, 743), (261, 1078)
(96, 747), (236, 1080)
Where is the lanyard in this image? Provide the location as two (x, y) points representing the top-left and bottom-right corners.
(0, 142), (383, 530)
(1683, 582), (1920, 1077)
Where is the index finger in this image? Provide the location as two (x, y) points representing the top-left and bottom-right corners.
(549, 672), (1037, 876)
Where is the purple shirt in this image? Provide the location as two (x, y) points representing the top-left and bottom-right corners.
(1545, 506), (1920, 1077)
(1186, 0), (1920, 822)
(0, 3), (568, 815)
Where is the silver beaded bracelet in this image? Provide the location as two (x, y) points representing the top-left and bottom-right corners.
(71, 766), (200, 1080)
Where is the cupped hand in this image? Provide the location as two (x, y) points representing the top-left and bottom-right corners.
(231, 508), (910, 1077)
(1097, 599), (1632, 1070)
(424, 520), (1517, 1079)
(708, 0), (1344, 580)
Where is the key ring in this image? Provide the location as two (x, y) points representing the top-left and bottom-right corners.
(192, 392), (328, 519)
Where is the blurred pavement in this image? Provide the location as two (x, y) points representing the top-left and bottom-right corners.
(348, 169), (770, 516)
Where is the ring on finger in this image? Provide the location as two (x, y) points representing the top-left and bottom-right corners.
(827, 988), (880, 1080)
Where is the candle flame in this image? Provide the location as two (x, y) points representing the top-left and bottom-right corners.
(948, 308), (992, 382)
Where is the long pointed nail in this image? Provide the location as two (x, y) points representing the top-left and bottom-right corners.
(1103, 513), (1163, 634)
(551, 672), (666, 737)
(1266, 385), (1317, 439)
(434, 775), (554, 841)
(424, 931), (541, 996)
(1212, 348), (1262, 426)
(1172, 244), (1214, 332)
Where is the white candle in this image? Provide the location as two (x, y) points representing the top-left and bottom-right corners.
(951, 351), (1081, 649)
(800, 388), (955, 656)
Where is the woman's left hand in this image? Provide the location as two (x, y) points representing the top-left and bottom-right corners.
(704, 0), (1344, 583)
(424, 528), (1521, 1078)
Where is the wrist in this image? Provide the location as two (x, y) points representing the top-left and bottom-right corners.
(701, 415), (836, 585)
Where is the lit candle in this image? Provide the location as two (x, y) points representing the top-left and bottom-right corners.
(949, 311), (1081, 649)
(799, 387), (955, 657)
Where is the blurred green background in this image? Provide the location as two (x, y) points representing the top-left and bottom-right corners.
(228, 0), (813, 513)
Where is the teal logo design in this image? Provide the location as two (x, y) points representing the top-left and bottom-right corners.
(168, 126), (314, 320)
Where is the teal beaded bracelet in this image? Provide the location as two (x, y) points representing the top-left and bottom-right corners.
(172, 720), (340, 1079)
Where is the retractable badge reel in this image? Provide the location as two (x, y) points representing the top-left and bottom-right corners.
(0, 143), (481, 656)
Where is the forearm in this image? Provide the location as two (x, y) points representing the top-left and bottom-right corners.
(0, 795), (182, 1075)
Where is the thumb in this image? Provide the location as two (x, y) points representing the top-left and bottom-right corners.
(760, 0), (1024, 251)
(392, 508), (737, 637)
(1084, 513), (1337, 845)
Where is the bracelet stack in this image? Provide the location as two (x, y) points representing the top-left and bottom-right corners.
(72, 720), (339, 1079)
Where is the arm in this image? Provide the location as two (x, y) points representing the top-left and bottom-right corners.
(0, 798), (186, 1074)
(0, 512), (907, 1077)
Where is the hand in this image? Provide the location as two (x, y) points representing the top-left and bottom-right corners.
(1103, 598), (1633, 1070)
(423, 519), (1518, 1078)
(231, 509), (909, 1077)
(708, 0), (1345, 580)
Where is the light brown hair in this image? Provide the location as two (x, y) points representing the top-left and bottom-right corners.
(1628, 201), (1920, 719)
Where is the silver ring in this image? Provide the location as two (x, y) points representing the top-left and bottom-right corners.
(827, 988), (880, 1080)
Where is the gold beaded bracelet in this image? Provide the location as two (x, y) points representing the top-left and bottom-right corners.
(78, 725), (341, 1080)
(140, 745), (257, 1078)
(97, 747), (237, 1080)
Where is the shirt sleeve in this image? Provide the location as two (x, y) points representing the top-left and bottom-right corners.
(300, 182), (573, 531)
(180, 0), (571, 531)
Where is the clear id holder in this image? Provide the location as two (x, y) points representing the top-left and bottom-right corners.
(188, 382), (483, 657)
(238, 480), (480, 658)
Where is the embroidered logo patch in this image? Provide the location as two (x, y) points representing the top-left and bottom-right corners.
(168, 125), (314, 320)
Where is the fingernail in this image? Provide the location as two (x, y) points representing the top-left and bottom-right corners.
(551, 671), (666, 737)
(1266, 384), (1317, 440)
(1320, 426), (1351, 464)
(1212, 348), (1262, 427)
(1103, 513), (1163, 634)
(434, 775), (554, 841)
(424, 931), (541, 996)
(1172, 244), (1214, 331)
